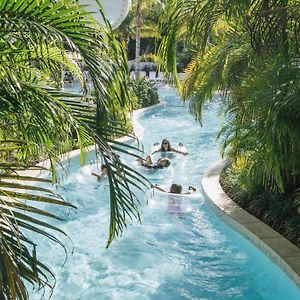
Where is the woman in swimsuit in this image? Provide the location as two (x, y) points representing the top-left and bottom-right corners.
(151, 139), (188, 155)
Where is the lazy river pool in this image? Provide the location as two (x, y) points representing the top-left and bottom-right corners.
(32, 85), (300, 299)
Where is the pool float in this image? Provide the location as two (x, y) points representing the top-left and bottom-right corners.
(151, 185), (198, 197)
(147, 185), (203, 214)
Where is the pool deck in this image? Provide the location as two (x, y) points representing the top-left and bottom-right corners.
(202, 159), (300, 288)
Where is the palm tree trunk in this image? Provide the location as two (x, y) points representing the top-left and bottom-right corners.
(281, 0), (289, 61)
(59, 67), (64, 89)
(135, 0), (142, 79)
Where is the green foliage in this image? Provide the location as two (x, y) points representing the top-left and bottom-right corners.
(158, 0), (300, 194)
(158, 0), (300, 250)
(221, 165), (300, 247)
(0, 0), (150, 299)
(130, 77), (159, 108)
(116, 0), (163, 59)
(219, 57), (300, 193)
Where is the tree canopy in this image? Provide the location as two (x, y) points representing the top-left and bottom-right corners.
(158, 0), (300, 194)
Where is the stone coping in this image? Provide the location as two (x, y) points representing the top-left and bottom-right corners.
(202, 159), (300, 288)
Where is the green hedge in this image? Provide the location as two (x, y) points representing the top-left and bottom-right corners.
(220, 165), (300, 248)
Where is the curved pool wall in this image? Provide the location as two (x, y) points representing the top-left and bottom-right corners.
(30, 85), (300, 299)
(202, 159), (300, 288)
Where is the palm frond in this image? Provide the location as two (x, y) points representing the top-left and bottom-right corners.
(0, 153), (75, 299)
(0, 0), (150, 298)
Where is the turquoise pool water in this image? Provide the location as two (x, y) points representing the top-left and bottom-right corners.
(32, 85), (300, 299)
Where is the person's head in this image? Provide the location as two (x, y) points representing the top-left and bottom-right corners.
(157, 158), (171, 168)
(170, 184), (182, 194)
(101, 164), (108, 174)
(161, 139), (171, 151)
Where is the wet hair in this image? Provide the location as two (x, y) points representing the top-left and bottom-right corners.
(157, 158), (171, 168)
(170, 184), (182, 194)
(101, 164), (107, 171)
(160, 138), (171, 151)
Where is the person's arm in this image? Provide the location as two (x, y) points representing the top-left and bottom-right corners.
(91, 172), (103, 182)
(137, 155), (154, 165)
(150, 149), (160, 155)
(182, 186), (197, 194)
(137, 157), (146, 164)
(145, 155), (154, 165)
(170, 147), (188, 155)
(151, 184), (167, 193)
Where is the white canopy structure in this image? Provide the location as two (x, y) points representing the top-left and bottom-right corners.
(79, 0), (132, 29)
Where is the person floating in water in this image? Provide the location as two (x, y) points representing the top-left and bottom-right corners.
(138, 155), (171, 169)
(152, 184), (196, 215)
(91, 164), (108, 182)
(152, 183), (196, 194)
(151, 139), (188, 155)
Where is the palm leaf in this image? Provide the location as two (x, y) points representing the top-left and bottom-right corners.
(0, 0), (150, 298)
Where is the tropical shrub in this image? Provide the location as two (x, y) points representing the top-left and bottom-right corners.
(158, 0), (300, 249)
(158, 1), (300, 196)
(221, 165), (300, 247)
(130, 77), (159, 108)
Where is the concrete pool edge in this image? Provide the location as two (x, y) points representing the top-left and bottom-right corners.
(202, 159), (300, 288)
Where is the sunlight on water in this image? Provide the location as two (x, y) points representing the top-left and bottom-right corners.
(31, 85), (300, 300)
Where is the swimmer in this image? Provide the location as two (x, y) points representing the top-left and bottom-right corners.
(151, 139), (188, 155)
(152, 183), (196, 194)
(138, 155), (171, 169)
(91, 164), (108, 182)
(152, 184), (196, 215)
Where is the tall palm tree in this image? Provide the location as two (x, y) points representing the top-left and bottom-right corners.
(158, 0), (300, 193)
(132, 0), (163, 78)
(0, 0), (148, 299)
(135, 0), (142, 78)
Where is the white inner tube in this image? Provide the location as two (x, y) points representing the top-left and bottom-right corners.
(150, 143), (187, 157)
(151, 185), (198, 197)
(147, 185), (204, 214)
